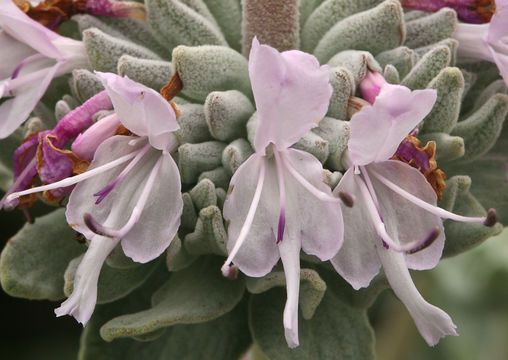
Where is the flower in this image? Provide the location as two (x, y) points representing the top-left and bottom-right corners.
(331, 72), (497, 346)
(221, 38), (345, 348)
(400, 0), (495, 24)
(453, 0), (508, 86)
(0, 0), (89, 138)
(6, 72), (183, 324)
(0, 89), (113, 214)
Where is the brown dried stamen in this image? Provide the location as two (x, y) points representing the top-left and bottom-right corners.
(391, 135), (447, 201)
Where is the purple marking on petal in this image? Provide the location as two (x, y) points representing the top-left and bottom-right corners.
(382, 240), (389, 249)
(84, 212), (115, 238)
(406, 226), (440, 254)
(10, 54), (46, 80)
(277, 207), (286, 244)
(93, 178), (120, 204)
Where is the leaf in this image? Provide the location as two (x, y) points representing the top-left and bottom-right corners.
(63, 255), (160, 304)
(174, 104), (212, 144)
(0, 209), (84, 300)
(99, 256), (245, 341)
(189, 178), (217, 210)
(421, 67), (464, 134)
(147, 0), (227, 49)
(246, 267), (327, 320)
(184, 205), (228, 256)
(401, 45), (451, 90)
(450, 93), (508, 162)
(222, 138), (255, 175)
(301, 0), (383, 52)
(173, 45), (251, 102)
(79, 294), (251, 360)
(249, 285), (375, 359)
(83, 28), (161, 73)
(205, 90), (254, 142)
(178, 141), (227, 184)
(313, 0), (404, 63)
(117, 55), (173, 91)
(440, 176), (503, 257)
(403, 8), (457, 49)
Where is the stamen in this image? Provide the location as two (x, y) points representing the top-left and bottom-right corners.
(406, 227), (440, 254)
(483, 208), (498, 227)
(11, 54), (46, 80)
(93, 143), (151, 204)
(280, 152), (341, 203)
(221, 158), (266, 277)
(355, 176), (441, 253)
(337, 190), (355, 208)
(369, 169), (494, 225)
(274, 150), (286, 244)
(84, 155), (164, 238)
(6, 150), (138, 202)
(360, 166), (383, 220)
(0, 157), (37, 210)
(222, 265), (239, 280)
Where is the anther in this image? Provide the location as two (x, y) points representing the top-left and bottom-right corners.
(483, 208), (497, 227)
(406, 227), (440, 254)
(338, 190), (355, 208)
(83, 213), (115, 238)
(221, 264), (239, 280)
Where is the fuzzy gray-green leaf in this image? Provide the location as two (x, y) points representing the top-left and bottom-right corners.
(418, 133), (465, 162)
(312, 117), (350, 171)
(83, 28), (161, 73)
(146, 0), (227, 49)
(173, 45), (251, 102)
(184, 205), (228, 256)
(99, 257), (245, 340)
(401, 45), (451, 90)
(72, 69), (105, 102)
(313, 0), (404, 63)
(301, 0), (383, 52)
(117, 55), (173, 90)
(64, 255), (160, 304)
(327, 67), (355, 120)
(205, 90), (254, 142)
(440, 176), (503, 257)
(376, 46), (415, 79)
(328, 50), (381, 87)
(0, 209), (84, 301)
(421, 67), (464, 134)
(222, 138), (255, 175)
(404, 8), (457, 49)
(178, 141), (227, 183)
(246, 268), (327, 320)
(249, 286), (375, 360)
(451, 93), (508, 162)
(174, 104), (212, 144)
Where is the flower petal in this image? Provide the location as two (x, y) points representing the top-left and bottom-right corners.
(348, 84), (437, 166)
(0, 0), (62, 58)
(0, 62), (61, 139)
(66, 136), (182, 263)
(0, 30), (35, 79)
(278, 232), (301, 349)
(487, 4), (508, 44)
(283, 148), (343, 260)
(377, 246), (457, 346)
(223, 153), (280, 277)
(330, 168), (381, 289)
(367, 160), (445, 270)
(120, 151), (182, 263)
(96, 72), (179, 151)
(55, 235), (119, 325)
(249, 37), (332, 153)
